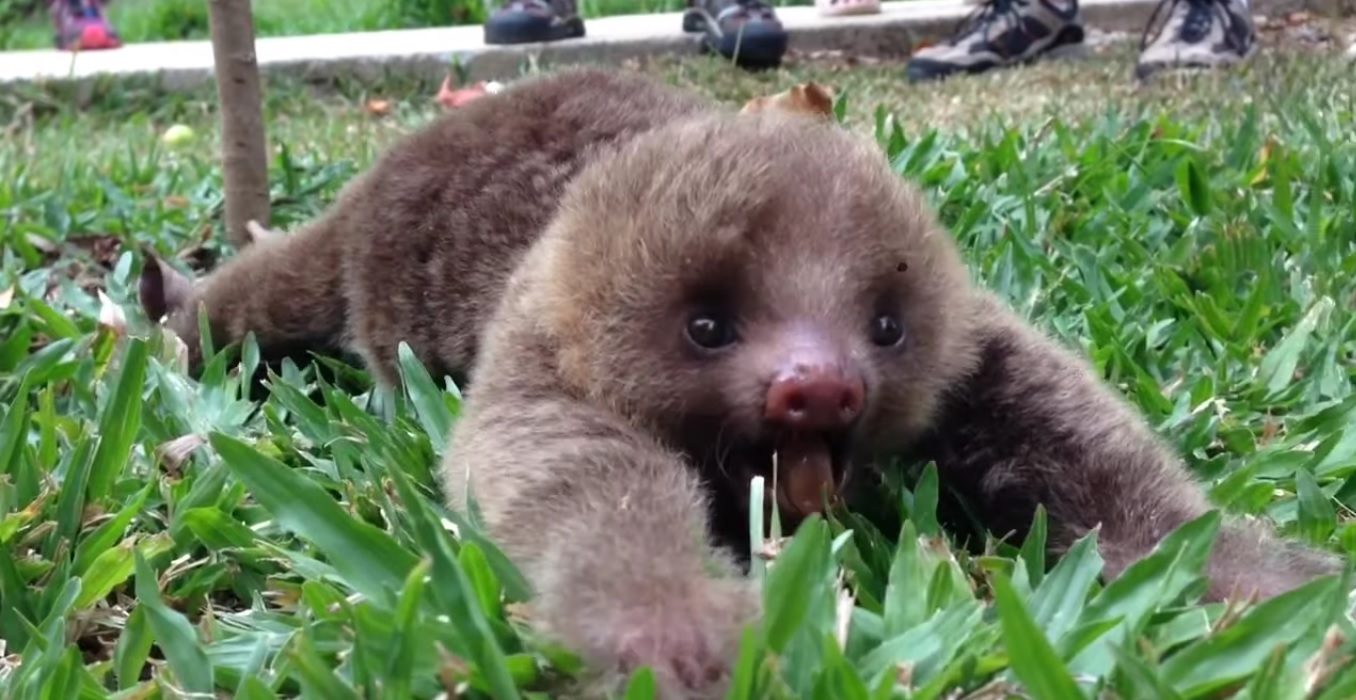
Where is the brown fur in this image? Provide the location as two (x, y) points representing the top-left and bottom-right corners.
(139, 68), (719, 386)
(913, 293), (1343, 601)
(140, 217), (349, 372)
(440, 106), (1344, 698)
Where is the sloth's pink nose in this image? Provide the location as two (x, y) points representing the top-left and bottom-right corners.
(764, 365), (865, 430)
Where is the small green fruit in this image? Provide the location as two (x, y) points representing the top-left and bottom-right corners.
(162, 124), (195, 147)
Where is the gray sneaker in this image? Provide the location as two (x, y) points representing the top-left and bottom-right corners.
(1135, 0), (1257, 79)
(905, 0), (1085, 83)
(483, 0), (585, 45)
(683, 0), (789, 70)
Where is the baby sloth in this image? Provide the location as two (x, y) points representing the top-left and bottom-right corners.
(442, 110), (1344, 698)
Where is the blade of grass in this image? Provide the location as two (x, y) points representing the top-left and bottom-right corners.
(209, 432), (418, 605)
(132, 549), (214, 695)
(991, 571), (1087, 700)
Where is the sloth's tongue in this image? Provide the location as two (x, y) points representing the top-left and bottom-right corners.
(774, 434), (838, 517)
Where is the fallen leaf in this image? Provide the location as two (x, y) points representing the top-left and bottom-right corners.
(740, 81), (837, 119)
(758, 535), (791, 562)
(25, 233), (58, 255)
(1303, 625), (1348, 694)
(96, 289), (127, 336)
(151, 326), (191, 373)
(67, 234), (124, 268)
(435, 76), (499, 110)
(156, 433), (208, 476)
(366, 99), (392, 116)
(834, 586), (854, 649)
(505, 602), (533, 622)
(895, 663), (914, 690)
(178, 225), (221, 271)
(436, 648), (473, 694)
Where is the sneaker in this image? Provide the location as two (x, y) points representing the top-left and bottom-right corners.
(483, 0), (585, 45)
(683, 0), (789, 70)
(904, 0), (1085, 83)
(1135, 0), (1256, 80)
(51, 0), (123, 51)
(817, 0), (881, 18)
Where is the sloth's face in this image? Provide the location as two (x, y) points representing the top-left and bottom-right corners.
(670, 304), (901, 521)
(540, 112), (973, 523)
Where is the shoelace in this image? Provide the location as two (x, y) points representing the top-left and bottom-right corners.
(948, 0), (1028, 45)
(714, 0), (775, 23)
(1139, 0), (1245, 52)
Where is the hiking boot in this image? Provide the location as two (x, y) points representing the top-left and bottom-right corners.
(905, 0), (1085, 83)
(683, 0), (789, 70)
(51, 0), (122, 51)
(1135, 0), (1256, 80)
(483, 0), (585, 45)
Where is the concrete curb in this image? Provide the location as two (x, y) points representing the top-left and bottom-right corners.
(0, 0), (1274, 90)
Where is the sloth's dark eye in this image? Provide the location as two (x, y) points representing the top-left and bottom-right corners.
(687, 313), (737, 350)
(869, 314), (905, 347)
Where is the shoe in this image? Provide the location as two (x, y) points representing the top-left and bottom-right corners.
(483, 0), (585, 45)
(51, 0), (123, 51)
(817, 0), (881, 18)
(904, 0), (1084, 83)
(1135, 0), (1256, 80)
(683, 0), (789, 70)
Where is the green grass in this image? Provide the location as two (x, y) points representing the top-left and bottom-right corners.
(2, 46), (1356, 699)
(0, 0), (816, 50)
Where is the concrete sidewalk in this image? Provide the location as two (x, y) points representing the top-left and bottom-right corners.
(0, 0), (1188, 90)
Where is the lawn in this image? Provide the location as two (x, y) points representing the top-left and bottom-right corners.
(2, 33), (1356, 700)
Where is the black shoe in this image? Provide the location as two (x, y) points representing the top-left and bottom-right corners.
(683, 0), (789, 70)
(484, 0), (585, 45)
(905, 0), (1086, 83)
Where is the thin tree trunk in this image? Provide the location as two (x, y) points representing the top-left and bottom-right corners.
(207, 0), (270, 250)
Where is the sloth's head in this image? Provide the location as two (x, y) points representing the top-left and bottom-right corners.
(138, 222), (282, 374)
(138, 253), (210, 371)
(530, 112), (979, 520)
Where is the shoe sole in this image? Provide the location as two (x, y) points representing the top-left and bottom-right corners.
(1134, 40), (1258, 81)
(818, 0), (882, 17)
(906, 24), (1087, 83)
(483, 13), (586, 45)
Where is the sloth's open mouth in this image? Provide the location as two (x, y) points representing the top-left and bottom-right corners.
(733, 431), (853, 517)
